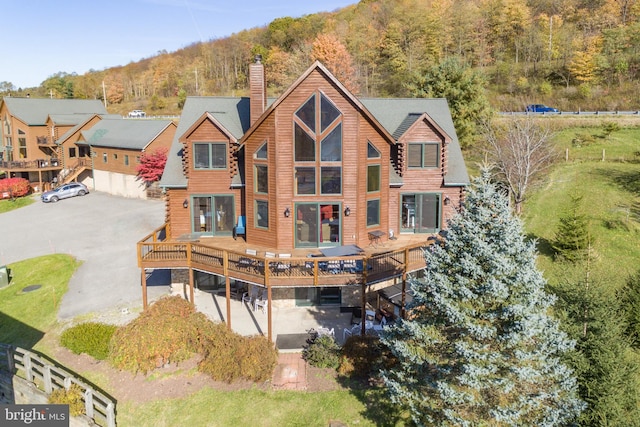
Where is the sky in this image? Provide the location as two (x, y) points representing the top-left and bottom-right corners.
(1, 0), (356, 89)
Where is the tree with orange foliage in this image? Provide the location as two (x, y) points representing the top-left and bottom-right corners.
(311, 34), (360, 94)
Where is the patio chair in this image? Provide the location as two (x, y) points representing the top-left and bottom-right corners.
(229, 282), (246, 300)
(342, 259), (357, 273)
(343, 327), (353, 342)
(242, 291), (253, 305)
(351, 307), (362, 325)
(233, 216), (246, 240)
(327, 260), (341, 274)
(254, 297), (268, 313)
(275, 253), (292, 275)
(317, 327), (335, 338)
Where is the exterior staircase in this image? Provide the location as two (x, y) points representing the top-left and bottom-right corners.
(59, 158), (90, 184)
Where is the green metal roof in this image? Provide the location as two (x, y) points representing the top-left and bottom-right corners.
(160, 94), (469, 188)
(77, 118), (174, 150)
(1, 97), (107, 125)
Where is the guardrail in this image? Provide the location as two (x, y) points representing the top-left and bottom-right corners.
(501, 110), (640, 116)
(0, 344), (116, 427)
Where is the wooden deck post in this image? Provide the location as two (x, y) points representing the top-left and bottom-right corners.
(267, 283), (273, 342)
(224, 251), (231, 330)
(401, 248), (408, 319)
(264, 258), (272, 342)
(141, 268), (148, 309)
(188, 267), (194, 304)
(361, 256), (368, 336)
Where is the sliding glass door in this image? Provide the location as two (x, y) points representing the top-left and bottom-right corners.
(295, 203), (342, 247)
(401, 193), (441, 233)
(191, 195), (234, 236)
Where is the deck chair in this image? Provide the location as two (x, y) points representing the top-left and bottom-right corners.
(233, 216), (246, 240)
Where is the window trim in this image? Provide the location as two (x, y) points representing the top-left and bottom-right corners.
(367, 164), (381, 193)
(366, 199), (381, 227)
(407, 142), (440, 169)
(255, 164), (268, 194)
(193, 141), (227, 170)
(255, 199), (269, 230)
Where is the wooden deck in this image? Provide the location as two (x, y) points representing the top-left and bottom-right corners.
(138, 224), (435, 288)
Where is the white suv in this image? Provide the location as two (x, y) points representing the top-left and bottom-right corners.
(128, 110), (146, 118)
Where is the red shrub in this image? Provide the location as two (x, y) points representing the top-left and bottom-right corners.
(0, 178), (30, 198)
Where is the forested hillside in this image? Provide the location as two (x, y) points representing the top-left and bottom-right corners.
(4, 0), (640, 114)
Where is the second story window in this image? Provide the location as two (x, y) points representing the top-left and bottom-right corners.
(254, 141), (268, 194)
(194, 142), (226, 169)
(408, 142), (439, 169)
(294, 92), (342, 195)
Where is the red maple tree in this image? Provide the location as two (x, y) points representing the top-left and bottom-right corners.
(136, 147), (168, 184)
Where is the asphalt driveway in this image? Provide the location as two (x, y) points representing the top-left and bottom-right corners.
(0, 191), (169, 320)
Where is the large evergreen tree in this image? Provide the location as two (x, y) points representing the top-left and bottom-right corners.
(380, 170), (584, 426)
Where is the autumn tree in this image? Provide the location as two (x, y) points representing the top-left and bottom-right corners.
(483, 115), (556, 214)
(311, 34), (359, 93)
(136, 148), (168, 185)
(380, 169), (584, 426)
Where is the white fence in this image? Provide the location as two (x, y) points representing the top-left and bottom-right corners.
(0, 343), (116, 427)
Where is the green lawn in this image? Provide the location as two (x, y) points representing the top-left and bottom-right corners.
(0, 195), (36, 213)
(523, 127), (640, 290)
(0, 254), (79, 351)
(117, 388), (405, 427)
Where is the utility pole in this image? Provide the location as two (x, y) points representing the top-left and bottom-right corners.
(102, 81), (107, 108)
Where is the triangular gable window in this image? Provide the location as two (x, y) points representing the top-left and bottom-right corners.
(320, 93), (340, 132)
(255, 141), (267, 159)
(367, 141), (380, 159)
(295, 95), (316, 133)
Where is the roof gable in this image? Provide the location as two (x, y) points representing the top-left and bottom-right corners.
(240, 61), (395, 146)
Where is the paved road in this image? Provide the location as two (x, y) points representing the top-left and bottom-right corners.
(0, 191), (169, 320)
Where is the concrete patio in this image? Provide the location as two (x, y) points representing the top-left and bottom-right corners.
(188, 288), (356, 351)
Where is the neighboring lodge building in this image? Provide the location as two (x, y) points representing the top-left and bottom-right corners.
(0, 97), (176, 198)
(138, 59), (470, 340)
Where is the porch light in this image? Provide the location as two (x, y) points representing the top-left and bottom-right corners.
(284, 207), (291, 217)
(344, 206), (351, 216)
(444, 196), (451, 206)
(183, 199), (189, 208)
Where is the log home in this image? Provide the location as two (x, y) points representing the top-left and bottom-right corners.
(0, 97), (107, 191)
(138, 59), (469, 340)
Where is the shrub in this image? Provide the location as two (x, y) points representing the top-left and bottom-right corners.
(60, 322), (117, 360)
(0, 177), (30, 198)
(302, 334), (341, 369)
(198, 326), (278, 383)
(108, 296), (278, 381)
(601, 121), (620, 139)
(572, 132), (596, 147)
(109, 296), (204, 373)
(49, 384), (84, 416)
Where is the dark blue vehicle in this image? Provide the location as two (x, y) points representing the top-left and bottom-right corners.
(526, 104), (559, 113)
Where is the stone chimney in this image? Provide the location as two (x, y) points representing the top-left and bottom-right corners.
(249, 55), (266, 125)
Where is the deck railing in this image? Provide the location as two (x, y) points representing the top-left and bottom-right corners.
(0, 344), (116, 427)
(138, 224), (429, 287)
(0, 158), (61, 170)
